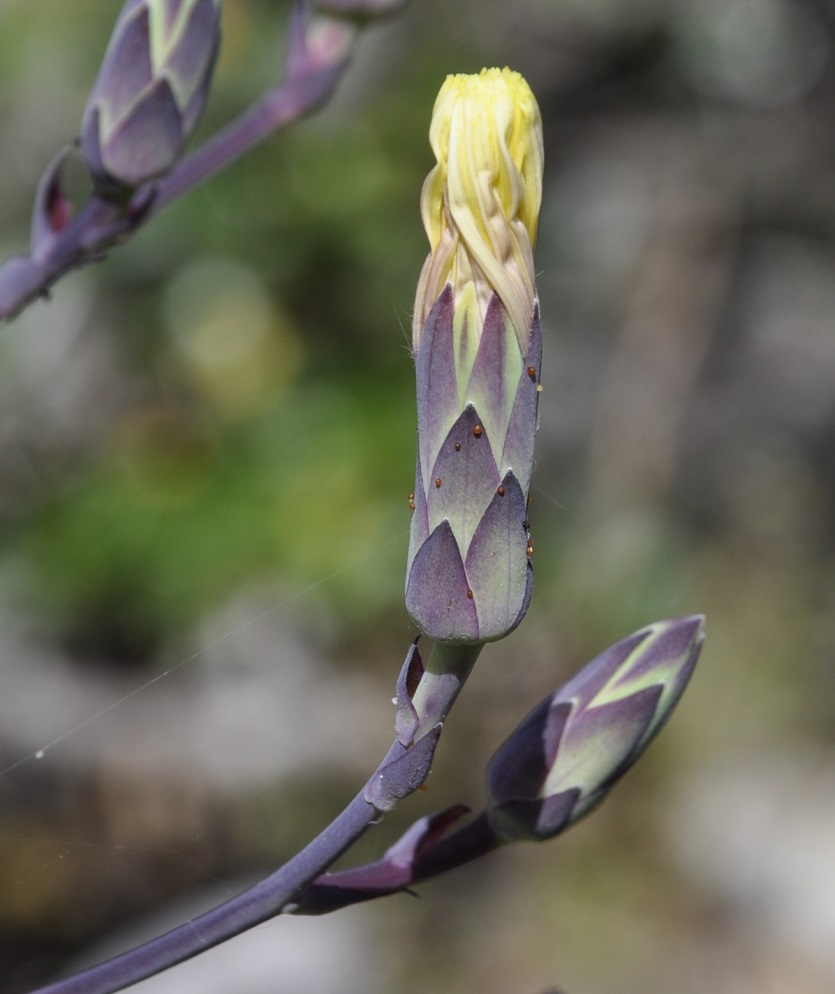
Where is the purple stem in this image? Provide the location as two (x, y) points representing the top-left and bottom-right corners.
(24, 641), (481, 994)
(27, 765), (385, 994)
(0, 3), (382, 322)
(150, 19), (352, 213)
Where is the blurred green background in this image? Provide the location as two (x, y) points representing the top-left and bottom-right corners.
(1, 1), (835, 992)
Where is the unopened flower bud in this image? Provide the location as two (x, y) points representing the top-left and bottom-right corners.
(406, 68), (544, 645)
(485, 617), (704, 841)
(81, 0), (222, 195)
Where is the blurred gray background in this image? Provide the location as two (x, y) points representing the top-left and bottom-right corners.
(1, 0), (834, 992)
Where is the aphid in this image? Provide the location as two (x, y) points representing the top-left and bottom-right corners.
(434, 477), (442, 489)
(408, 492), (415, 511)
(466, 589), (474, 599)
(527, 366), (537, 381)
(526, 537), (534, 556)
(472, 424), (483, 438)
(497, 485), (505, 496)
(454, 442), (461, 452)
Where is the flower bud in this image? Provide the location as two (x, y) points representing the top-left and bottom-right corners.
(81, 0), (222, 195)
(406, 68), (544, 644)
(485, 617), (704, 841)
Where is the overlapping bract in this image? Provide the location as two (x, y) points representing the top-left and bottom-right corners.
(406, 68), (544, 645)
(81, 0), (222, 194)
(406, 288), (541, 642)
(485, 616), (705, 841)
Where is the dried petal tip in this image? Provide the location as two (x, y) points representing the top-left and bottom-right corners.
(485, 616), (705, 841)
(81, 0), (222, 195)
(413, 67), (544, 352)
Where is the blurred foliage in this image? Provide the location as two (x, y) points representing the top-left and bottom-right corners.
(2, 0), (835, 993)
(0, 1), (439, 661)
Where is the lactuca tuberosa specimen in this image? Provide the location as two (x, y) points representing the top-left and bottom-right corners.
(406, 68), (544, 644)
(81, 0), (222, 196)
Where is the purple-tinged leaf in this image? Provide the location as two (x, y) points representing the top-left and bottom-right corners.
(427, 404), (500, 552)
(101, 77), (183, 185)
(614, 615), (703, 688)
(510, 556), (534, 633)
(292, 804), (472, 916)
(623, 617), (703, 753)
(486, 698), (564, 805)
(406, 451), (429, 571)
(406, 520), (479, 643)
(363, 723), (442, 812)
(545, 685), (663, 798)
(553, 631), (647, 711)
(415, 286), (458, 491)
(88, 3), (154, 129)
(536, 788), (582, 836)
(168, 0), (222, 132)
(394, 640), (423, 748)
(80, 106), (109, 194)
(464, 470), (529, 641)
(501, 303), (541, 492)
(465, 294), (523, 467)
(488, 789), (579, 842)
(30, 148), (73, 262)
(383, 804), (473, 867)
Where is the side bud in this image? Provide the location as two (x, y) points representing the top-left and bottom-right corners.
(485, 617), (704, 841)
(406, 68), (544, 645)
(81, 0), (222, 196)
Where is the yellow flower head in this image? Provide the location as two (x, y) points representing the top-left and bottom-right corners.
(413, 68), (544, 352)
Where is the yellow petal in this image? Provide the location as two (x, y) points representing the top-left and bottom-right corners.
(413, 68), (543, 352)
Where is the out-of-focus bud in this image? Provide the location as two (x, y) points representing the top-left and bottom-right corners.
(485, 617), (704, 841)
(81, 0), (222, 195)
(405, 68), (544, 644)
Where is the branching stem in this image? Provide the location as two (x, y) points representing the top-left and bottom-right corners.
(25, 640), (483, 994)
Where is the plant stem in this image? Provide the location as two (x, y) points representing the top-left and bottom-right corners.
(0, 3), (395, 322)
(150, 16), (353, 215)
(410, 641), (482, 732)
(28, 791), (378, 994)
(24, 639), (482, 994)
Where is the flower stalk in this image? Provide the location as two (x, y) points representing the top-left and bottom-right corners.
(0, 1), (412, 322)
(22, 639), (472, 994)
